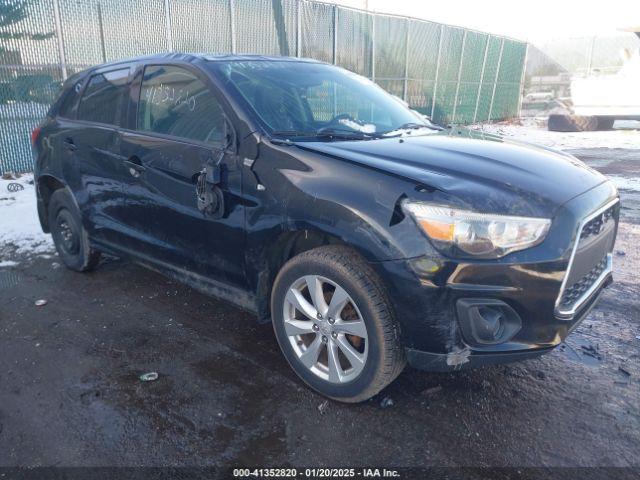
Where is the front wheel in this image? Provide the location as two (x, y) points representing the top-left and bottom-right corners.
(271, 246), (405, 402)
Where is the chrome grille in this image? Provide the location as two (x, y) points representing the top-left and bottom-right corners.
(558, 255), (608, 310)
(555, 199), (619, 319)
(580, 205), (616, 240)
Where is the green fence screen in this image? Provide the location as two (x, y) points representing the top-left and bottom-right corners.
(0, 0), (527, 173)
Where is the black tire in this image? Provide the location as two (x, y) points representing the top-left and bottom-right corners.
(271, 245), (405, 403)
(548, 114), (598, 132)
(48, 189), (101, 272)
(596, 116), (615, 130)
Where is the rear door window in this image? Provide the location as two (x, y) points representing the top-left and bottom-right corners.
(77, 68), (129, 125)
(137, 65), (225, 146)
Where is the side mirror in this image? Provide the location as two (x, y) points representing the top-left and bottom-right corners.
(195, 117), (233, 218)
(196, 156), (224, 218)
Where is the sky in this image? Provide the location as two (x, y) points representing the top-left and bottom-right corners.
(329, 0), (640, 42)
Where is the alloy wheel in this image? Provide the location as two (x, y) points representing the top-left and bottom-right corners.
(283, 275), (368, 384)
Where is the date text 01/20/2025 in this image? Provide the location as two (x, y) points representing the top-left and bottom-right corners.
(232, 468), (401, 477)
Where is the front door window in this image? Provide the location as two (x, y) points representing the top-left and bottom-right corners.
(138, 65), (225, 146)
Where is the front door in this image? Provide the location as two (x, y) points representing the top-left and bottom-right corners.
(118, 64), (246, 288)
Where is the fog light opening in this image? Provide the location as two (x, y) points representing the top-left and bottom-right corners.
(476, 306), (506, 340)
(456, 299), (522, 347)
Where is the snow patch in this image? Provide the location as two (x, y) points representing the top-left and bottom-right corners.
(471, 119), (640, 151)
(0, 174), (54, 259)
(608, 175), (640, 192)
(0, 260), (18, 267)
(337, 118), (376, 133)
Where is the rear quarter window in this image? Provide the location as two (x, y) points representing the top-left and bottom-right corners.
(54, 80), (83, 118)
(77, 68), (130, 125)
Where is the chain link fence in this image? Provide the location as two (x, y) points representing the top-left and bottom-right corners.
(0, 0), (526, 174)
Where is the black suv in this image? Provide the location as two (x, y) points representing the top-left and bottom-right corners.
(33, 54), (619, 402)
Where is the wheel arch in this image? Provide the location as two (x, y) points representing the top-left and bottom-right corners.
(37, 174), (68, 232)
(252, 227), (372, 323)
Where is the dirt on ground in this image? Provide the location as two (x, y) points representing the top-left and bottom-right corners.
(0, 145), (639, 471)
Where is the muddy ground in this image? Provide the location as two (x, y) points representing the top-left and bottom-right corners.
(0, 146), (639, 471)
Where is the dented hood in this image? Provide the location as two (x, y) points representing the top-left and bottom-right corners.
(294, 128), (608, 215)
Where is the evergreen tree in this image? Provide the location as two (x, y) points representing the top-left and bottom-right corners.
(0, 0), (54, 54)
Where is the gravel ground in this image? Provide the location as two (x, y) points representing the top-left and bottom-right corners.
(0, 125), (639, 471)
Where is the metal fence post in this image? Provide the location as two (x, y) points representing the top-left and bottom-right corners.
(402, 18), (409, 102)
(451, 29), (467, 124)
(430, 24), (444, 119)
(96, 2), (107, 63)
(517, 42), (529, 118)
(163, 0), (173, 51)
(332, 6), (338, 65)
(229, 0), (237, 54)
(472, 35), (490, 123)
(487, 38), (505, 122)
(586, 36), (596, 76)
(296, 0), (302, 57)
(52, 0), (67, 80)
(371, 14), (376, 81)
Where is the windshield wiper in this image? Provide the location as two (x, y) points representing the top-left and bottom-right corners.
(271, 127), (397, 142)
(384, 122), (444, 134)
(271, 130), (315, 138)
(396, 122), (428, 130)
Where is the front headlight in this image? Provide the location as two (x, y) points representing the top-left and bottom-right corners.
(402, 202), (551, 259)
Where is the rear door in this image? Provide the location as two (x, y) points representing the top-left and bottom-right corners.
(118, 63), (246, 287)
(64, 66), (132, 245)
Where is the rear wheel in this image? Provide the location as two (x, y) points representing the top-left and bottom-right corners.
(548, 114), (598, 132)
(271, 246), (405, 402)
(48, 189), (101, 272)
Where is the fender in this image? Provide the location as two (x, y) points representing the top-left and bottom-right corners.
(243, 141), (443, 322)
(245, 141), (440, 264)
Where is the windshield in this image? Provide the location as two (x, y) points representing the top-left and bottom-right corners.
(212, 60), (432, 140)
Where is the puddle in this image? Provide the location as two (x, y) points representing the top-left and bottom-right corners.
(558, 336), (603, 367)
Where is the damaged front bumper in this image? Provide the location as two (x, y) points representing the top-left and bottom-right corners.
(405, 274), (610, 371)
(373, 254), (613, 372)
(370, 184), (619, 372)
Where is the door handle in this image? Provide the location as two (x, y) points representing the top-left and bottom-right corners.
(63, 137), (77, 152)
(124, 157), (145, 178)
